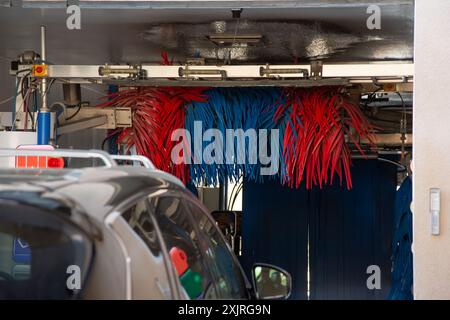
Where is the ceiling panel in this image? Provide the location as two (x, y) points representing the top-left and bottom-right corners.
(0, 1), (413, 64)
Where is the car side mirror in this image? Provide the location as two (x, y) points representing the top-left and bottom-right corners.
(251, 263), (292, 300)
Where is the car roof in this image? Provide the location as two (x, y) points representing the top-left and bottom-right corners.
(0, 166), (187, 223)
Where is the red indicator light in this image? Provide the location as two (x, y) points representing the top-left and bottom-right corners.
(47, 157), (65, 168)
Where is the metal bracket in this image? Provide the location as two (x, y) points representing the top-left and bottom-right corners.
(98, 65), (146, 79)
(58, 115), (108, 135)
(259, 64), (308, 78)
(178, 65), (227, 80)
(59, 107), (132, 131)
(310, 60), (323, 80)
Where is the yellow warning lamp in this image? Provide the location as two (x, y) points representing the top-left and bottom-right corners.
(32, 64), (48, 77)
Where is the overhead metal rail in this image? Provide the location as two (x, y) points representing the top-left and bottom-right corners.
(110, 155), (156, 169)
(17, 62), (414, 86)
(102, 78), (351, 87)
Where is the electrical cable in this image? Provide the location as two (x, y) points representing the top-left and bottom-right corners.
(226, 15), (241, 64)
(65, 103), (82, 121)
(227, 175), (243, 210)
(32, 91), (38, 130)
(27, 92), (36, 130)
(43, 78), (56, 97)
(9, 70), (35, 130)
(11, 87), (32, 131)
(15, 69), (31, 75)
(101, 137), (109, 151)
(101, 130), (120, 151)
(0, 95), (14, 106)
(378, 157), (407, 171)
(361, 86), (383, 111)
(230, 180), (244, 210)
(101, 136), (110, 151)
(21, 73), (32, 130)
(227, 181), (239, 210)
(10, 79), (20, 131)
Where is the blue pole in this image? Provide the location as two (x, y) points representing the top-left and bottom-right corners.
(37, 111), (51, 145)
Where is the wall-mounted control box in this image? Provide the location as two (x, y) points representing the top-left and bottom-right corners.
(430, 188), (441, 236)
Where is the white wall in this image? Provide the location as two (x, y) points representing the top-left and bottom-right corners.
(413, 0), (450, 299)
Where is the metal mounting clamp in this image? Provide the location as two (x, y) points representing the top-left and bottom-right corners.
(310, 61), (323, 80)
(98, 65), (145, 79)
(178, 66), (227, 80)
(260, 64), (308, 78)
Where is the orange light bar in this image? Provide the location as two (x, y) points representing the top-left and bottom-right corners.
(15, 145), (64, 169)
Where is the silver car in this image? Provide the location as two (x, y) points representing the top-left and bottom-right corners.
(0, 150), (291, 300)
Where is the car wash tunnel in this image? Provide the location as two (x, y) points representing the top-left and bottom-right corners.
(0, 0), (449, 302)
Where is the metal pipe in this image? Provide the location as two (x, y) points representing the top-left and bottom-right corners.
(40, 25), (47, 111)
(178, 67), (227, 79)
(260, 66), (308, 77)
(98, 66), (140, 76)
(38, 25), (51, 145)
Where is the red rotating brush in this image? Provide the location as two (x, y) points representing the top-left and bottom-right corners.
(281, 87), (375, 190)
(97, 52), (207, 183)
(97, 87), (207, 183)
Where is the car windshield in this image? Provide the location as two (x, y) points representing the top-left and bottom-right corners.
(0, 200), (93, 299)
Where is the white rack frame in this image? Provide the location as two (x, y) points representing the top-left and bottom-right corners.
(18, 62), (414, 85)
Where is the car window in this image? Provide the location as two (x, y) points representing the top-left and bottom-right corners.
(121, 199), (174, 299)
(185, 200), (249, 299)
(148, 195), (218, 299)
(0, 201), (93, 299)
(123, 200), (161, 255)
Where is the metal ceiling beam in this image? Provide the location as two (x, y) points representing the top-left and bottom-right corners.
(22, 0), (414, 9)
(103, 78), (350, 87)
(30, 62), (413, 85)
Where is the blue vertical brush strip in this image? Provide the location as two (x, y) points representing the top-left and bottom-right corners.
(185, 87), (289, 186)
(185, 95), (215, 186)
(260, 90), (291, 185)
(388, 176), (413, 300)
(37, 111), (51, 145)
